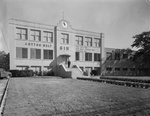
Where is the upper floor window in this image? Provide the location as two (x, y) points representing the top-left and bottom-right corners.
(94, 38), (100, 47)
(75, 36), (83, 45)
(106, 52), (112, 60)
(85, 52), (92, 61)
(115, 53), (120, 60)
(94, 53), (100, 61)
(16, 47), (28, 58)
(61, 33), (69, 44)
(43, 31), (53, 43)
(30, 30), (41, 41)
(85, 37), (92, 46)
(16, 28), (27, 40)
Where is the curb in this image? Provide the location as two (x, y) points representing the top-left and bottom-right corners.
(0, 79), (10, 116)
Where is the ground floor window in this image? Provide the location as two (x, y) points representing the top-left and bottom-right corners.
(106, 67), (112, 71)
(84, 67), (92, 76)
(94, 67), (100, 75)
(16, 66), (28, 70)
(115, 67), (120, 71)
(123, 67), (128, 71)
(79, 67), (84, 71)
(30, 66), (41, 72)
(43, 66), (53, 71)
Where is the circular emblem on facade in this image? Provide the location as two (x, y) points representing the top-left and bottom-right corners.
(62, 21), (68, 28)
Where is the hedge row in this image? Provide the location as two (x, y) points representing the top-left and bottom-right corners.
(100, 76), (150, 83)
(10, 70), (34, 77)
(77, 77), (150, 89)
(10, 70), (55, 77)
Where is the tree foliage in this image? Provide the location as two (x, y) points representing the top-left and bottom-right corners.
(0, 51), (9, 71)
(131, 31), (150, 67)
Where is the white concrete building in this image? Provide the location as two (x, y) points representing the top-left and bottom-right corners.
(9, 19), (104, 78)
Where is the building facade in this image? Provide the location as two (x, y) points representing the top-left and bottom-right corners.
(9, 19), (104, 77)
(102, 48), (150, 76)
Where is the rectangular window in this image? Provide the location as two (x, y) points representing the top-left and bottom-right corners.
(106, 67), (112, 71)
(85, 37), (92, 46)
(16, 28), (27, 40)
(115, 67), (120, 71)
(75, 36), (83, 45)
(30, 30), (41, 41)
(30, 48), (41, 59)
(94, 38), (100, 47)
(16, 66), (28, 70)
(61, 33), (69, 44)
(43, 31), (53, 42)
(75, 52), (79, 61)
(115, 53), (120, 60)
(106, 52), (112, 60)
(94, 53), (100, 61)
(16, 47), (28, 58)
(130, 68), (135, 71)
(85, 52), (92, 61)
(123, 68), (128, 71)
(43, 50), (53, 59)
(123, 53), (128, 59)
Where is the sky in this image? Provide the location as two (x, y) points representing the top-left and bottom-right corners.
(0, 0), (150, 52)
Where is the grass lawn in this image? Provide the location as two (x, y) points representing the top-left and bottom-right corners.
(3, 77), (150, 116)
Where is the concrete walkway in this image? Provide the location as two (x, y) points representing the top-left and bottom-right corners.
(0, 79), (9, 116)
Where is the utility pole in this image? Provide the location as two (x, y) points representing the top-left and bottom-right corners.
(100, 33), (104, 77)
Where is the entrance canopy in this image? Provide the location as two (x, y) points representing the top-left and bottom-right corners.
(59, 54), (71, 57)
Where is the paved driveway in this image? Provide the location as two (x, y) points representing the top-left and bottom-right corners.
(3, 77), (150, 116)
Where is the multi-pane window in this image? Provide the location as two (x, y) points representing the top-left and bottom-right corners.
(94, 38), (100, 47)
(16, 47), (28, 58)
(16, 66), (28, 70)
(75, 52), (79, 61)
(115, 67), (120, 71)
(106, 52), (112, 60)
(85, 37), (92, 46)
(85, 52), (92, 61)
(123, 53), (128, 59)
(75, 52), (83, 61)
(106, 67), (112, 71)
(130, 68), (135, 71)
(94, 53), (100, 61)
(16, 28), (27, 40)
(43, 50), (53, 59)
(75, 36), (83, 45)
(123, 67), (128, 71)
(61, 33), (69, 44)
(30, 48), (41, 59)
(115, 53), (120, 60)
(43, 31), (53, 42)
(30, 30), (41, 41)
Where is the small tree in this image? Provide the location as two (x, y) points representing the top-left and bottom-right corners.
(132, 31), (150, 75)
(0, 51), (10, 71)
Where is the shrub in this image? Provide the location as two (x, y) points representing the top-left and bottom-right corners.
(10, 70), (34, 77)
(43, 70), (54, 76)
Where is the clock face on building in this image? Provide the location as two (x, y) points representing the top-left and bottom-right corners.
(62, 21), (68, 28)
